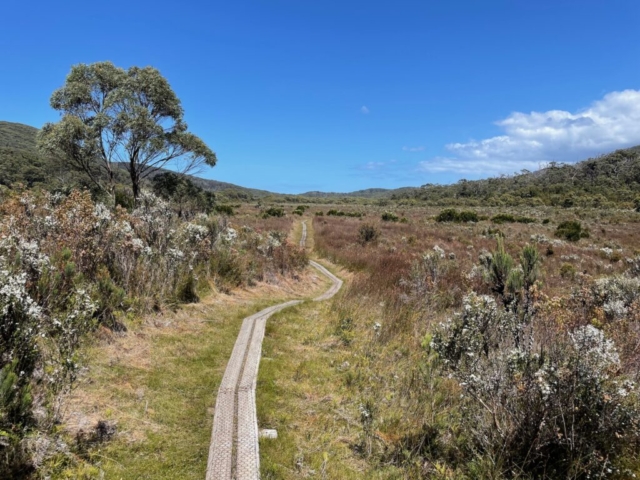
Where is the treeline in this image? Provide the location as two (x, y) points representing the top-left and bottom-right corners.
(394, 147), (640, 208)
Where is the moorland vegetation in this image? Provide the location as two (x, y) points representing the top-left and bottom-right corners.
(312, 206), (640, 478)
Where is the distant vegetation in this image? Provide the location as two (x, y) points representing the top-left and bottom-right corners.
(395, 147), (640, 209)
(436, 208), (479, 222)
(555, 220), (590, 242)
(491, 213), (536, 224)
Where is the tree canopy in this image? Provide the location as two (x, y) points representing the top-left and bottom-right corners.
(37, 62), (217, 200)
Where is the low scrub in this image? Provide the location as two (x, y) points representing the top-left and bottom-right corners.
(327, 209), (364, 218)
(214, 204), (234, 216)
(358, 223), (380, 245)
(381, 211), (399, 222)
(436, 208), (478, 223)
(262, 207), (285, 218)
(0, 188), (307, 474)
(555, 220), (589, 241)
(491, 213), (536, 224)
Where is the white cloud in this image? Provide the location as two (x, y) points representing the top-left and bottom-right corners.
(361, 105), (370, 114)
(362, 161), (384, 170)
(422, 89), (640, 176)
(360, 160), (401, 171)
(403, 146), (425, 152)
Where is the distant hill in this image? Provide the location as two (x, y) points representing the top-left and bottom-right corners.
(0, 121), (38, 151)
(0, 121), (410, 201)
(0, 121), (56, 188)
(4, 120), (640, 207)
(0, 121), (279, 198)
(393, 147), (640, 208)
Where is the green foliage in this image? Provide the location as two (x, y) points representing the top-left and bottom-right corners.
(489, 238), (514, 299)
(262, 207), (285, 218)
(38, 62), (217, 199)
(435, 208), (458, 222)
(358, 223), (380, 245)
(436, 208), (478, 223)
(555, 220), (589, 242)
(175, 272), (199, 303)
(491, 213), (536, 224)
(152, 172), (216, 218)
(0, 359), (33, 428)
(315, 211), (324, 216)
(327, 209), (364, 218)
(114, 188), (135, 211)
(335, 317), (355, 346)
(95, 266), (126, 328)
(520, 244), (541, 290)
(381, 211), (399, 222)
(560, 262), (577, 279)
(214, 204), (234, 216)
(396, 147), (640, 208)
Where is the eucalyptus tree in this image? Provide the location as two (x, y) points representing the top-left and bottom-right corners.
(38, 61), (217, 200)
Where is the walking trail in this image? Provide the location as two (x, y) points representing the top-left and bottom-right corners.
(206, 221), (342, 480)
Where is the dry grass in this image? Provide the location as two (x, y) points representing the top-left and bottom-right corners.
(306, 206), (640, 478)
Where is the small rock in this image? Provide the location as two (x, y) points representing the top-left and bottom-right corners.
(259, 429), (278, 439)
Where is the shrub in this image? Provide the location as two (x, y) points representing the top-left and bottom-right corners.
(492, 213), (536, 224)
(0, 188), (309, 472)
(436, 208), (459, 222)
(560, 262), (576, 279)
(114, 188), (134, 211)
(457, 210), (479, 222)
(262, 207), (285, 218)
(358, 224), (380, 245)
(436, 208), (478, 223)
(336, 317), (355, 346)
(381, 211), (399, 222)
(432, 294), (640, 478)
(555, 220), (589, 242)
(214, 204), (234, 216)
(315, 211), (324, 216)
(292, 205), (307, 216)
(175, 272), (199, 303)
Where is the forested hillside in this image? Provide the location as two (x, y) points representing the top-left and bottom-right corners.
(0, 121), (274, 200)
(395, 147), (640, 208)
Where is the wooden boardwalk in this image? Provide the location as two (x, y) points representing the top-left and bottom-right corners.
(205, 220), (341, 479)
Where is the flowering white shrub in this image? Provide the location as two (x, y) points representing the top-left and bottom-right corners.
(570, 324), (620, 374)
(0, 187), (308, 473)
(530, 233), (550, 244)
(431, 290), (640, 478)
(590, 276), (640, 320)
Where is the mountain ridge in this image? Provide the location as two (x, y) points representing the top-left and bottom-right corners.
(3, 121), (640, 207)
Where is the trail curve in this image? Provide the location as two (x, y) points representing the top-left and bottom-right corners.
(206, 220), (341, 480)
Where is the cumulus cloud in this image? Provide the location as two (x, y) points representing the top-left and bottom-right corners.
(361, 105), (370, 114)
(421, 89), (640, 176)
(403, 146), (425, 152)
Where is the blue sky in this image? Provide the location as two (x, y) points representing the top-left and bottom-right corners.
(1, 1), (640, 193)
